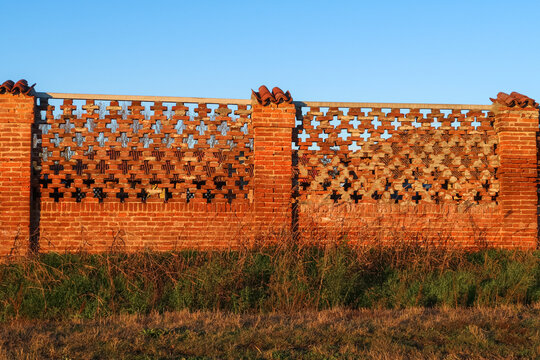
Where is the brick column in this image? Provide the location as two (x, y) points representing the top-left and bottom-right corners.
(492, 92), (539, 249)
(0, 80), (36, 256)
(251, 86), (295, 235)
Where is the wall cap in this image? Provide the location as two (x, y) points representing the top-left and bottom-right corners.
(490, 91), (538, 109)
(251, 85), (292, 106)
(0, 79), (36, 96)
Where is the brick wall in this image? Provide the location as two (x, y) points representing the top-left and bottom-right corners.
(252, 101), (296, 236)
(38, 202), (254, 252)
(291, 95), (538, 249)
(0, 83), (538, 255)
(0, 92), (34, 255)
(298, 202), (503, 248)
(494, 98), (539, 248)
(33, 95), (257, 252)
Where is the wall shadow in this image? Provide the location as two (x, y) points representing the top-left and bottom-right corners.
(29, 97), (46, 252)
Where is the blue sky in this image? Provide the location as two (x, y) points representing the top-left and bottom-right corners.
(2, 0), (539, 104)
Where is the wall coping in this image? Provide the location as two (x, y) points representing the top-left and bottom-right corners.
(295, 101), (491, 110)
(35, 92), (491, 110)
(35, 92), (252, 105)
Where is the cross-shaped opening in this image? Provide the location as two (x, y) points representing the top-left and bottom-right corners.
(235, 177), (249, 190)
(330, 190), (342, 203)
(71, 188), (86, 202)
(203, 190), (215, 203)
(116, 188), (129, 203)
(49, 188), (64, 202)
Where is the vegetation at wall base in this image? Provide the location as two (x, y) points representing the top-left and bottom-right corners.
(0, 241), (538, 321)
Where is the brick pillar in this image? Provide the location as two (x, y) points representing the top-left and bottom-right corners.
(251, 86), (295, 236)
(492, 92), (539, 249)
(0, 80), (36, 256)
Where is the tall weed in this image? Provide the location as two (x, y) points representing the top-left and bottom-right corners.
(0, 230), (538, 320)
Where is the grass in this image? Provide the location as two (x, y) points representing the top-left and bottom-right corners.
(1, 306), (539, 359)
(0, 240), (538, 320)
(1, 232), (539, 358)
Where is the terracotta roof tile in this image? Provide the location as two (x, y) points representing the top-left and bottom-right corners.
(0, 80), (14, 93)
(252, 85), (292, 105)
(0, 79), (35, 96)
(490, 91), (538, 108)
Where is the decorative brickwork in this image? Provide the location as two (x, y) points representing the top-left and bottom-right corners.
(28, 97), (258, 252)
(293, 106), (498, 205)
(0, 80), (538, 254)
(291, 104), (512, 248)
(36, 99), (253, 205)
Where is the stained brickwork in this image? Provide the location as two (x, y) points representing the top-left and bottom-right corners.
(492, 94), (539, 249)
(293, 106), (499, 205)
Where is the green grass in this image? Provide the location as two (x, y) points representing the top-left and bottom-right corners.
(0, 243), (538, 321)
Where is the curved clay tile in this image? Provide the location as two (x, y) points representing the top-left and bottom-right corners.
(12, 79), (36, 95)
(252, 85), (292, 105)
(490, 91), (538, 108)
(0, 79), (35, 96)
(272, 87), (292, 104)
(259, 85), (274, 105)
(0, 80), (14, 94)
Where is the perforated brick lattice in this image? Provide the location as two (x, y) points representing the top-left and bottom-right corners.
(293, 106), (499, 205)
(35, 99), (253, 204)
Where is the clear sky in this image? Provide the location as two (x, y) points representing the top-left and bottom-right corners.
(2, 0), (539, 104)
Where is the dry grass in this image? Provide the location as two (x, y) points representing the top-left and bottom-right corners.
(0, 241), (538, 320)
(0, 305), (539, 359)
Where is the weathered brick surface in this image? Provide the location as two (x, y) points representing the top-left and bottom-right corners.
(0, 86), (538, 254)
(298, 202), (504, 248)
(493, 103), (539, 248)
(294, 106), (498, 205)
(0, 93), (34, 255)
(293, 100), (538, 249)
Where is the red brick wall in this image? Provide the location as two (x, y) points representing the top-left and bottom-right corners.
(252, 102), (296, 235)
(0, 93), (34, 255)
(297, 202), (504, 249)
(34, 97), (258, 253)
(293, 98), (539, 250)
(33, 96), (298, 253)
(0, 86), (538, 255)
(39, 201), (255, 252)
(494, 102), (539, 248)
